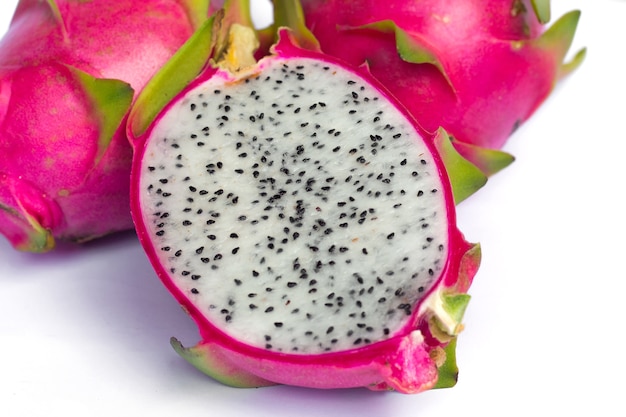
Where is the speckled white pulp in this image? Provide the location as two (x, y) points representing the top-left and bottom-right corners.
(139, 56), (450, 354)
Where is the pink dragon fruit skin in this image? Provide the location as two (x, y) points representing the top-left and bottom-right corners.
(0, 0), (210, 252)
(129, 13), (482, 392)
(164, 227), (479, 392)
(293, 0), (585, 173)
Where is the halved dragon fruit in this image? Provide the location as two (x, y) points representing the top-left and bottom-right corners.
(129, 14), (481, 393)
(0, 0), (210, 252)
(285, 0), (585, 175)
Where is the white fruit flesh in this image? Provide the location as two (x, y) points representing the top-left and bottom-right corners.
(138, 56), (450, 354)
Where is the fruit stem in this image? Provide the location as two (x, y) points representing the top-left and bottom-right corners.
(214, 23), (260, 73)
(271, 0), (320, 50)
(212, 0), (260, 70)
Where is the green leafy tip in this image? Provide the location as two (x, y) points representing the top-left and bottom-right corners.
(442, 294), (471, 327)
(433, 339), (459, 389)
(434, 128), (488, 204)
(342, 20), (454, 93)
(69, 66), (133, 165)
(129, 15), (216, 139)
(170, 337), (275, 388)
(531, 0), (551, 24)
(179, 0), (211, 30)
(450, 139), (515, 178)
(0, 203), (54, 252)
(271, 0), (320, 51)
(535, 10), (586, 81)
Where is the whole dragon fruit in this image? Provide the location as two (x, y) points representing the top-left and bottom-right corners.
(283, 0), (585, 175)
(128, 10), (482, 392)
(0, 0), (210, 252)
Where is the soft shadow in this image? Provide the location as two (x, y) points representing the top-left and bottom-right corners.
(1, 228), (199, 374)
(0, 230), (138, 278)
(0, 230), (449, 414)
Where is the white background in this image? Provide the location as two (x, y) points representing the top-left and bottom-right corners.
(0, 1), (624, 416)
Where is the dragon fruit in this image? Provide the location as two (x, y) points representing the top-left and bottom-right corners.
(282, 0), (585, 175)
(0, 0), (211, 252)
(128, 11), (482, 392)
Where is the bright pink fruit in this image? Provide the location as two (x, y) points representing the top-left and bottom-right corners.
(129, 19), (482, 393)
(0, 0), (210, 252)
(292, 0), (585, 173)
